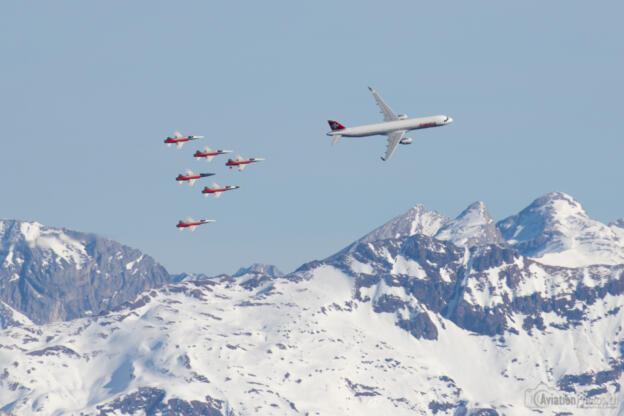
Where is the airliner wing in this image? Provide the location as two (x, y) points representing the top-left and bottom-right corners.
(369, 87), (398, 122)
(382, 130), (405, 161)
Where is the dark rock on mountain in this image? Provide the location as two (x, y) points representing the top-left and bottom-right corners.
(0, 220), (173, 325)
(96, 387), (231, 416)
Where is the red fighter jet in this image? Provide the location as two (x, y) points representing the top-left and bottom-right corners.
(202, 182), (240, 199)
(193, 146), (233, 163)
(164, 131), (204, 149)
(226, 155), (265, 171)
(175, 169), (214, 187)
(176, 217), (215, 232)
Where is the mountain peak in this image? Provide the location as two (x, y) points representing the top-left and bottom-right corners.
(528, 191), (588, 217)
(233, 263), (284, 278)
(497, 192), (624, 266)
(354, 204), (451, 246)
(0, 219), (172, 324)
(434, 201), (505, 248)
(458, 201), (488, 219)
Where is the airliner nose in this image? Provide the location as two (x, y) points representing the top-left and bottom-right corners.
(446, 117), (453, 124)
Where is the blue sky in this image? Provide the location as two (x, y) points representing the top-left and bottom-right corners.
(1, 1), (623, 275)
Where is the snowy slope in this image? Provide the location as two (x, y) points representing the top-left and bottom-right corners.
(2, 260), (624, 415)
(497, 192), (624, 267)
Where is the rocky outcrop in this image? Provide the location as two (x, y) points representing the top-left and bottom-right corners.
(0, 220), (172, 324)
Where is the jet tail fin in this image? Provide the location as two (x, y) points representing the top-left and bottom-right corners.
(331, 134), (342, 146)
(328, 120), (346, 131)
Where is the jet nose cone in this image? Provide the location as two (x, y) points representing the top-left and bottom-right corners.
(447, 117), (453, 124)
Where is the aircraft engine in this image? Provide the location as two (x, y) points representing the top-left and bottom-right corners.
(400, 137), (412, 145)
(397, 114), (408, 120)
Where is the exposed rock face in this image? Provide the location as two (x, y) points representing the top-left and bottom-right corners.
(96, 388), (230, 416)
(0, 301), (32, 330)
(314, 209), (624, 339)
(0, 220), (172, 324)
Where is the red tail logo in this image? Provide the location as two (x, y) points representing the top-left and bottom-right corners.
(328, 120), (346, 131)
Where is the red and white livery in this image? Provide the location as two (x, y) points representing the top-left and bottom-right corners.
(176, 217), (215, 231)
(175, 169), (214, 187)
(164, 131), (204, 149)
(193, 146), (232, 163)
(202, 182), (240, 199)
(226, 155), (265, 171)
(327, 87), (453, 161)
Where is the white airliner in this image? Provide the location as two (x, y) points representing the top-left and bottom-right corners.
(327, 87), (453, 161)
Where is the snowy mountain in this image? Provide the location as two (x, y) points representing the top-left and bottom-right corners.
(0, 220), (172, 324)
(497, 192), (624, 267)
(2, 246), (624, 415)
(1, 192), (624, 415)
(350, 204), (450, 247)
(435, 201), (505, 248)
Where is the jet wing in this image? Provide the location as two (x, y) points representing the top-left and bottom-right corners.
(369, 87), (398, 122)
(382, 130), (405, 161)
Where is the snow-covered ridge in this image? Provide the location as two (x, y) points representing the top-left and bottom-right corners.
(339, 192), (624, 268)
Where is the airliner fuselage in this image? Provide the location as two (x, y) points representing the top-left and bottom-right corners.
(326, 115), (451, 138)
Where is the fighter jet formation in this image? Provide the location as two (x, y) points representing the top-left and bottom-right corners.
(164, 87), (451, 231)
(327, 87), (453, 161)
(164, 131), (264, 230)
